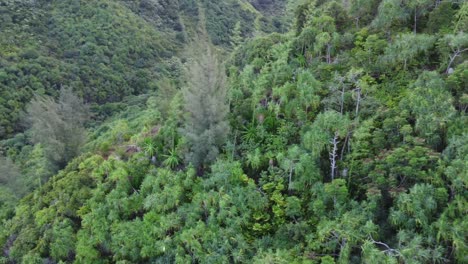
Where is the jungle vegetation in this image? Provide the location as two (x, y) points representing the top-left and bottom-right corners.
(0, 0), (467, 263)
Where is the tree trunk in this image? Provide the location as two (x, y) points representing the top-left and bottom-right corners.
(446, 53), (457, 74)
(329, 132), (339, 181)
(326, 44), (332, 64)
(340, 132), (350, 161)
(340, 85), (345, 115)
(446, 48), (468, 74)
(414, 8), (417, 34)
(288, 165), (293, 191)
(231, 130), (238, 161)
(355, 88), (361, 119)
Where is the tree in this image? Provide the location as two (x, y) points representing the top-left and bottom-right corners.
(438, 32), (468, 73)
(407, 0), (433, 33)
(142, 138), (157, 162)
(390, 183), (446, 231)
(426, 1), (455, 33)
(181, 40), (229, 170)
(309, 15), (338, 63)
(277, 145), (303, 191)
(324, 68), (375, 122)
(453, 2), (468, 33)
(22, 144), (55, 191)
(400, 71), (456, 149)
(25, 87), (90, 168)
(294, 70), (321, 121)
(303, 111), (350, 180)
(349, 0), (379, 28)
(155, 78), (179, 119)
(372, 0), (410, 33)
(382, 33), (435, 70)
(0, 156), (21, 194)
(230, 21), (243, 48)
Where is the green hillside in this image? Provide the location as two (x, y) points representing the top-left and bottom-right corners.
(0, 0), (284, 139)
(0, 0), (467, 263)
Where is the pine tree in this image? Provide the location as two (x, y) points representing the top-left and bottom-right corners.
(25, 87), (90, 168)
(181, 40), (229, 170)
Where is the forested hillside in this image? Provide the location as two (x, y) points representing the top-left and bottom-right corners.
(0, 0), (284, 139)
(0, 0), (467, 263)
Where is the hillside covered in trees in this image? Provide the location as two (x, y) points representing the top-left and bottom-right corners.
(0, 0), (467, 263)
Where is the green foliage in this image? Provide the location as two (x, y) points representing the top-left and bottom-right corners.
(438, 32), (468, 73)
(400, 71), (456, 148)
(0, 0), (178, 139)
(382, 33), (436, 70)
(162, 149), (181, 169)
(198, 0), (286, 46)
(390, 183), (447, 229)
(26, 87), (90, 168)
(181, 40), (230, 168)
(372, 0), (410, 32)
(303, 111), (350, 157)
(1, 0), (467, 263)
(142, 138), (157, 158)
(426, 2), (456, 34)
(0, 157), (20, 193)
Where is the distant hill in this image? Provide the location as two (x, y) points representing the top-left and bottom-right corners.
(0, 0), (287, 139)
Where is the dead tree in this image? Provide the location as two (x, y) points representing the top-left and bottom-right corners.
(329, 132), (340, 181)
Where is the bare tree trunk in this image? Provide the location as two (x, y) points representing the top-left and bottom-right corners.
(446, 54), (456, 74)
(355, 88), (361, 119)
(288, 165), (294, 191)
(340, 85), (345, 115)
(414, 9), (417, 34)
(231, 130), (238, 161)
(446, 48), (468, 74)
(329, 132), (339, 181)
(326, 44), (332, 64)
(340, 132), (350, 161)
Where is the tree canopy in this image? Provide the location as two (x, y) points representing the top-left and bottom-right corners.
(0, 0), (467, 263)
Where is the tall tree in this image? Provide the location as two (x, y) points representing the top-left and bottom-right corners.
(400, 71), (456, 149)
(438, 32), (468, 73)
(372, 0), (410, 34)
(348, 0), (379, 28)
(25, 87), (90, 168)
(407, 0), (433, 33)
(303, 111), (350, 180)
(181, 40), (229, 170)
(382, 33), (435, 70)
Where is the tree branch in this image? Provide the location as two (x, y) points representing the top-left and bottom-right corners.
(368, 236), (402, 257)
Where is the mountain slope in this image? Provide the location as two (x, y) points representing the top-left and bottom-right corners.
(0, 0), (286, 139)
(0, 0), (178, 139)
(1, 0), (467, 263)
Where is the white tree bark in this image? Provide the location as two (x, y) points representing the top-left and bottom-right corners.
(329, 132), (339, 181)
(446, 48), (468, 74)
(355, 87), (361, 119)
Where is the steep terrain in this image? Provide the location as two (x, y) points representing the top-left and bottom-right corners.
(0, 0), (284, 139)
(0, 0), (467, 263)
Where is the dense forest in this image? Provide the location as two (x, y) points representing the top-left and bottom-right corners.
(0, 0), (467, 263)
